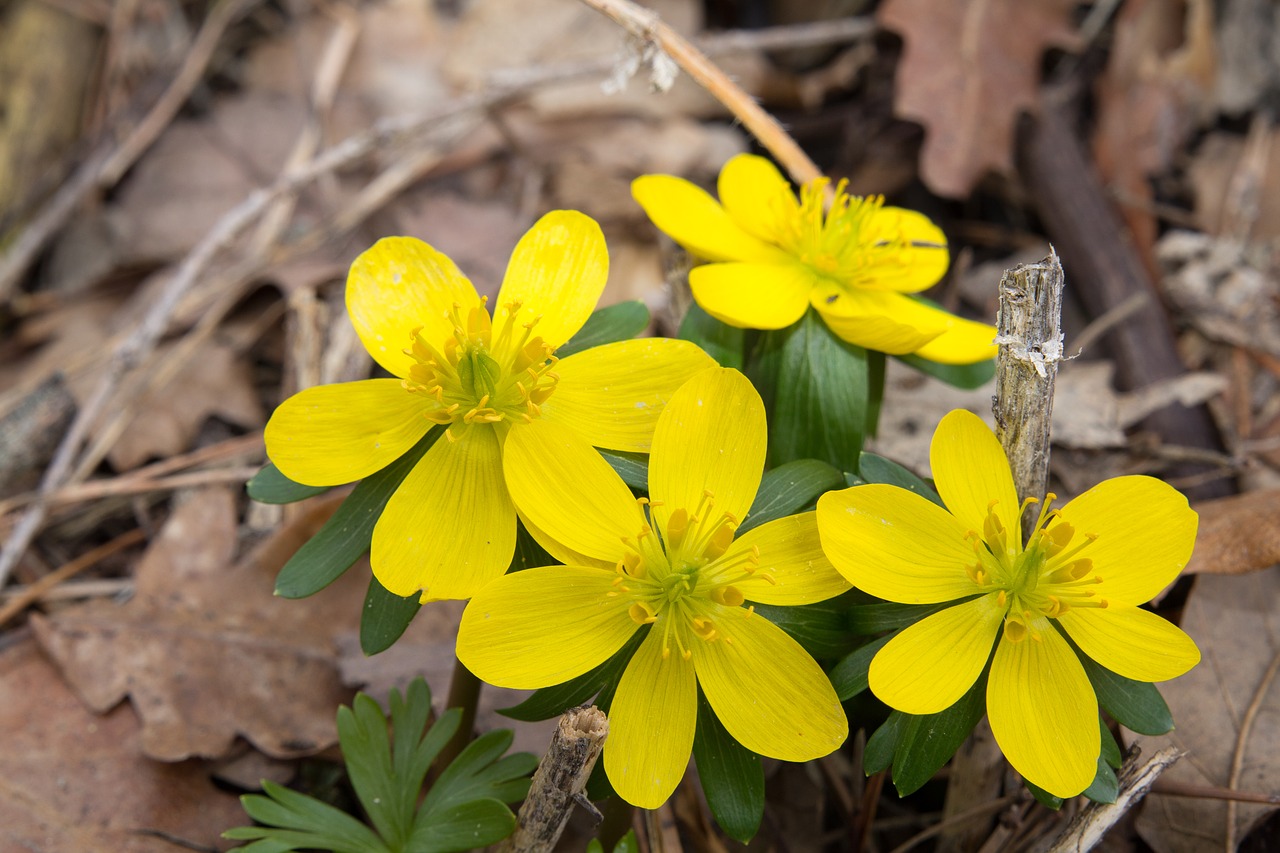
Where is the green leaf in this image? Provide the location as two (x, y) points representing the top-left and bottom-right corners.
(895, 352), (995, 390)
(246, 463), (332, 504)
(678, 302), (744, 370)
(749, 307), (869, 471)
(511, 520), (556, 572)
(340, 680), (459, 848)
(1083, 757), (1119, 804)
(846, 600), (958, 634)
(498, 628), (648, 722)
(360, 576), (422, 655)
(864, 713), (902, 776)
(1078, 648), (1173, 735)
(226, 781), (386, 853)
(891, 670), (988, 796)
(856, 452), (944, 507)
(693, 687), (763, 842)
(558, 301), (651, 358)
(419, 729), (538, 817)
(738, 458), (844, 535)
(866, 350), (886, 438)
(829, 634), (894, 701)
(225, 678), (533, 853)
(751, 589), (862, 659)
(1100, 719), (1122, 769)
(275, 428), (441, 599)
(1024, 779), (1064, 810)
(597, 448), (648, 490)
(408, 800), (518, 853)
(587, 829), (639, 853)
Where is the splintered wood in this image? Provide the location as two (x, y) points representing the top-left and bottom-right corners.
(501, 706), (609, 853)
(993, 249), (1066, 534)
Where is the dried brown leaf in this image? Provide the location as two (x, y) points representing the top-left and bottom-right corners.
(1186, 490), (1280, 577)
(878, 0), (1079, 198)
(32, 487), (367, 761)
(1134, 570), (1280, 852)
(0, 639), (244, 852)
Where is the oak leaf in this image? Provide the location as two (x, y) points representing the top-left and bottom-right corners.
(878, 0), (1080, 198)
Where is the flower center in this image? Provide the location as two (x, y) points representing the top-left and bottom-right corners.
(401, 298), (558, 442)
(962, 494), (1107, 644)
(607, 494), (776, 661)
(771, 179), (909, 288)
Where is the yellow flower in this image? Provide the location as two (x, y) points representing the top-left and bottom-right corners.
(457, 368), (850, 808)
(632, 154), (996, 364)
(815, 409), (1200, 797)
(264, 211), (715, 601)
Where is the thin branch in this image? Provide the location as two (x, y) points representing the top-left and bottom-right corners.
(1046, 747), (1183, 853)
(576, 0), (822, 186)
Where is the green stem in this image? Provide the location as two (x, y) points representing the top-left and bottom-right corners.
(435, 654), (482, 775)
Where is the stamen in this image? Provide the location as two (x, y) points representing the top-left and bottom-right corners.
(711, 585), (744, 607)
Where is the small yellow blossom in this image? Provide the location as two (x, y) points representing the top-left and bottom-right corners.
(264, 211), (715, 601)
(632, 154), (996, 364)
(458, 368), (850, 808)
(816, 409), (1200, 797)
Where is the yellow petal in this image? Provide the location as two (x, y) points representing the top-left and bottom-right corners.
(689, 262), (815, 330)
(857, 207), (950, 293)
(716, 153), (798, 244)
(605, 627), (697, 809)
(517, 508), (613, 571)
(543, 338), (718, 452)
(929, 409), (1021, 552)
(504, 418), (643, 565)
(346, 236), (482, 379)
(264, 379), (432, 486)
(910, 307), (998, 365)
(648, 368), (766, 548)
(1058, 606), (1200, 682)
(868, 594), (1004, 714)
(729, 512), (851, 606)
(456, 565), (637, 689)
(632, 174), (791, 264)
(811, 286), (947, 355)
(494, 210), (607, 350)
(815, 485), (981, 603)
(696, 606), (848, 761)
(370, 426), (514, 601)
(988, 620), (1099, 798)
(1055, 476), (1197, 606)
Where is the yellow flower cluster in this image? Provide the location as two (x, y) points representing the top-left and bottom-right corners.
(264, 160), (1197, 809)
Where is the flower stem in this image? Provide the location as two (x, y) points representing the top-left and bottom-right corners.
(437, 654), (482, 773)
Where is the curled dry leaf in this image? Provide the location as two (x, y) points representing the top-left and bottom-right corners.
(0, 639), (244, 852)
(1134, 570), (1280, 852)
(32, 486), (367, 761)
(1186, 490), (1280, 577)
(878, 0), (1080, 198)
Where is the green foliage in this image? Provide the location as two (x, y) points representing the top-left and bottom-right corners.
(752, 589), (862, 659)
(246, 463), (332, 504)
(678, 302), (744, 370)
(274, 428), (442, 599)
(498, 628), (649, 722)
(1079, 652), (1174, 735)
(586, 830), (639, 853)
(597, 448), (648, 490)
(738, 458), (844, 535)
(224, 678), (535, 853)
(895, 352), (995, 390)
(558, 301), (652, 358)
(693, 688), (764, 842)
(360, 578), (422, 655)
(853, 451), (945, 507)
(829, 633), (894, 700)
(887, 670), (989, 796)
(748, 307), (870, 472)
